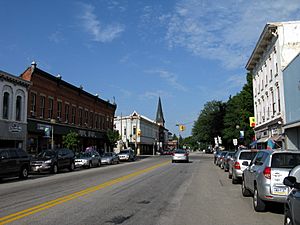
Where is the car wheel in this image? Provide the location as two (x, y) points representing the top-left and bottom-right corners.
(172, 160), (174, 163)
(19, 166), (29, 179)
(241, 179), (251, 197)
(117, 160), (120, 164)
(253, 187), (266, 212)
(97, 160), (101, 167)
(232, 174), (238, 184)
(88, 161), (92, 168)
(52, 164), (58, 174)
(284, 207), (293, 225)
(69, 162), (75, 171)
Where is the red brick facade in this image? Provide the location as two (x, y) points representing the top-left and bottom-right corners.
(20, 64), (117, 153)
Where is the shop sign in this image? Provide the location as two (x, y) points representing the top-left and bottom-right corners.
(9, 123), (22, 133)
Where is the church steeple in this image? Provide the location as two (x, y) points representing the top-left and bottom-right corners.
(155, 97), (165, 126)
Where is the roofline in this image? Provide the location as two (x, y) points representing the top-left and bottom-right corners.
(0, 70), (31, 87)
(245, 23), (278, 71)
(28, 67), (116, 109)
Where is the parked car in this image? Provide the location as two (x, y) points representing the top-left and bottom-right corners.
(214, 150), (222, 164)
(0, 148), (30, 179)
(283, 165), (300, 225)
(101, 152), (120, 165)
(222, 151), (236, 172)
(242, 150), (300, 212)
(217, 151), (228, 168)
(30, 148), (75, 174)
(118, 149), (136, 161)
(75, 150), (101, 168)
(229, 149), (258, 184)
(172, 149), (189, 163)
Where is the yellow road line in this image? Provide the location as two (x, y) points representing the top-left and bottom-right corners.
(0, 161), (169, 225)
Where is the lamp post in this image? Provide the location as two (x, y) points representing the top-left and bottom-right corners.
(50, 119), (56, 150)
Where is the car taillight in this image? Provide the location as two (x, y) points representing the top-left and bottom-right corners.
(234, 162), (241, 169)
(263, 167), (271, 179)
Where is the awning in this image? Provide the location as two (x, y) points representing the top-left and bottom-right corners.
(269, 134), (284, 142)
(257, 137), (269, 143)
(249, 140), (257, 146)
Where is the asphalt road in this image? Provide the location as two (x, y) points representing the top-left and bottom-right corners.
(0, 152), (284, 225)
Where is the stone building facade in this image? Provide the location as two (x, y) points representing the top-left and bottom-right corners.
(0, 70), (30, 150)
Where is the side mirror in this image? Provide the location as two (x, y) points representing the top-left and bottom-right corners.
(284, 176), (297, 187)
(242, 161), (249, 166)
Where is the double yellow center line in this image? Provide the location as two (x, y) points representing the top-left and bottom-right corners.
(0, 161), (169, 225)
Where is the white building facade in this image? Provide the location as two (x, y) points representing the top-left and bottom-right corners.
(114, 111), (162, 155)
(246, 21), (300, 148)
(0, 70), (30, 150)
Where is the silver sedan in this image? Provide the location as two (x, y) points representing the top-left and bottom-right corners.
(172, 149), (189, 163)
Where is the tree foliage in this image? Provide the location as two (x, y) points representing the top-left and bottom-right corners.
(107, 129), (120, 146)
(222, 73), (254, 147)
(191, 73), (254, 149)
(192, 100), (226, 145)
(62, 131), (79, 151)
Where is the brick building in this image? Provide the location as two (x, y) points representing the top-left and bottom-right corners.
(20, 62), (117, 154)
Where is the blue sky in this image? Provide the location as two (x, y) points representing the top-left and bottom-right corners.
(1, 1), (300, 136)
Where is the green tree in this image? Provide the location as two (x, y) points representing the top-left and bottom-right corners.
(62, 131), (79, 151)
(107, 129), (120, 147)
(222, 73), (254, 148)
(192, 100), (226, 146)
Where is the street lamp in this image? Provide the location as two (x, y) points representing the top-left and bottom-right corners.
(50, 119), (56, 150)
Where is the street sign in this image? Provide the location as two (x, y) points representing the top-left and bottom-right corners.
(233, 139), (238, 146)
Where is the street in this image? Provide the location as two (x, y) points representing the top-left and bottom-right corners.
(0, 152), (284, 225)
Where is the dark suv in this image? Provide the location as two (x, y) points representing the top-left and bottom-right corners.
(0, 148), (30, 179)
(30, 148), (75, 174)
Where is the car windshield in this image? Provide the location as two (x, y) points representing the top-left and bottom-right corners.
(271, 153), (300, 168)
(239, 151), (257, 160)
(120, 150), (130, 154)
(37, 150), (56, 158)
(76, 152), (91, 158)
(175, 150), (186, 154)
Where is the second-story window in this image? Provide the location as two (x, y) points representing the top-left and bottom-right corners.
(40, 96), (45, 118)
(85, 110), (88, 126)
(57, 101), (62, 120)
(16, 96), (22, 121)
(277, 86), (281, 113)
(65, 104), (69, 123)
(90, 112), (94, 128)
(95, 114), (98, 129)
(31, 92), (36, 115)
(3, 92), (9, 119)
(79, 108), (83, 126)
(72, 106), (76, 124)
(271, 91), (275, 115)
(48, 98), (53, 119)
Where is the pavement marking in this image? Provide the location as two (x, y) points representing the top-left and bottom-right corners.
(0, 161), (170, 225)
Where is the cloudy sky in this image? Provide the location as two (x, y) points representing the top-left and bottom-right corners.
(1, 0), (300, 136)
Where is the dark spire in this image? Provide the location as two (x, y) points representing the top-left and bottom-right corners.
(156, 97), (165, 126)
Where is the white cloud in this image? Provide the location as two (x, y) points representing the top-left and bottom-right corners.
(49, 31), (64, 43)
(140, 90), (172, 100)
(146, 69), (188, 91)
(79, 3), (125, 42)
(164, 0), (300, 69)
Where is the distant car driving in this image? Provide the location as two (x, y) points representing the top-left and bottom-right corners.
(172, 149), (189, 163)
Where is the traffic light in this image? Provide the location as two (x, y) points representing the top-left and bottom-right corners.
(249, 117), (256, 127)
(179, 125), (185, 131)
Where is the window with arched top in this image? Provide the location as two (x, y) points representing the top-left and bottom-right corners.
(16, 96), (22, 121)
(3, 92), (9, 119)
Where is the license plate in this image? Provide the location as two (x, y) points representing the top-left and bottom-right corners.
(272, 187), (288, 195)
